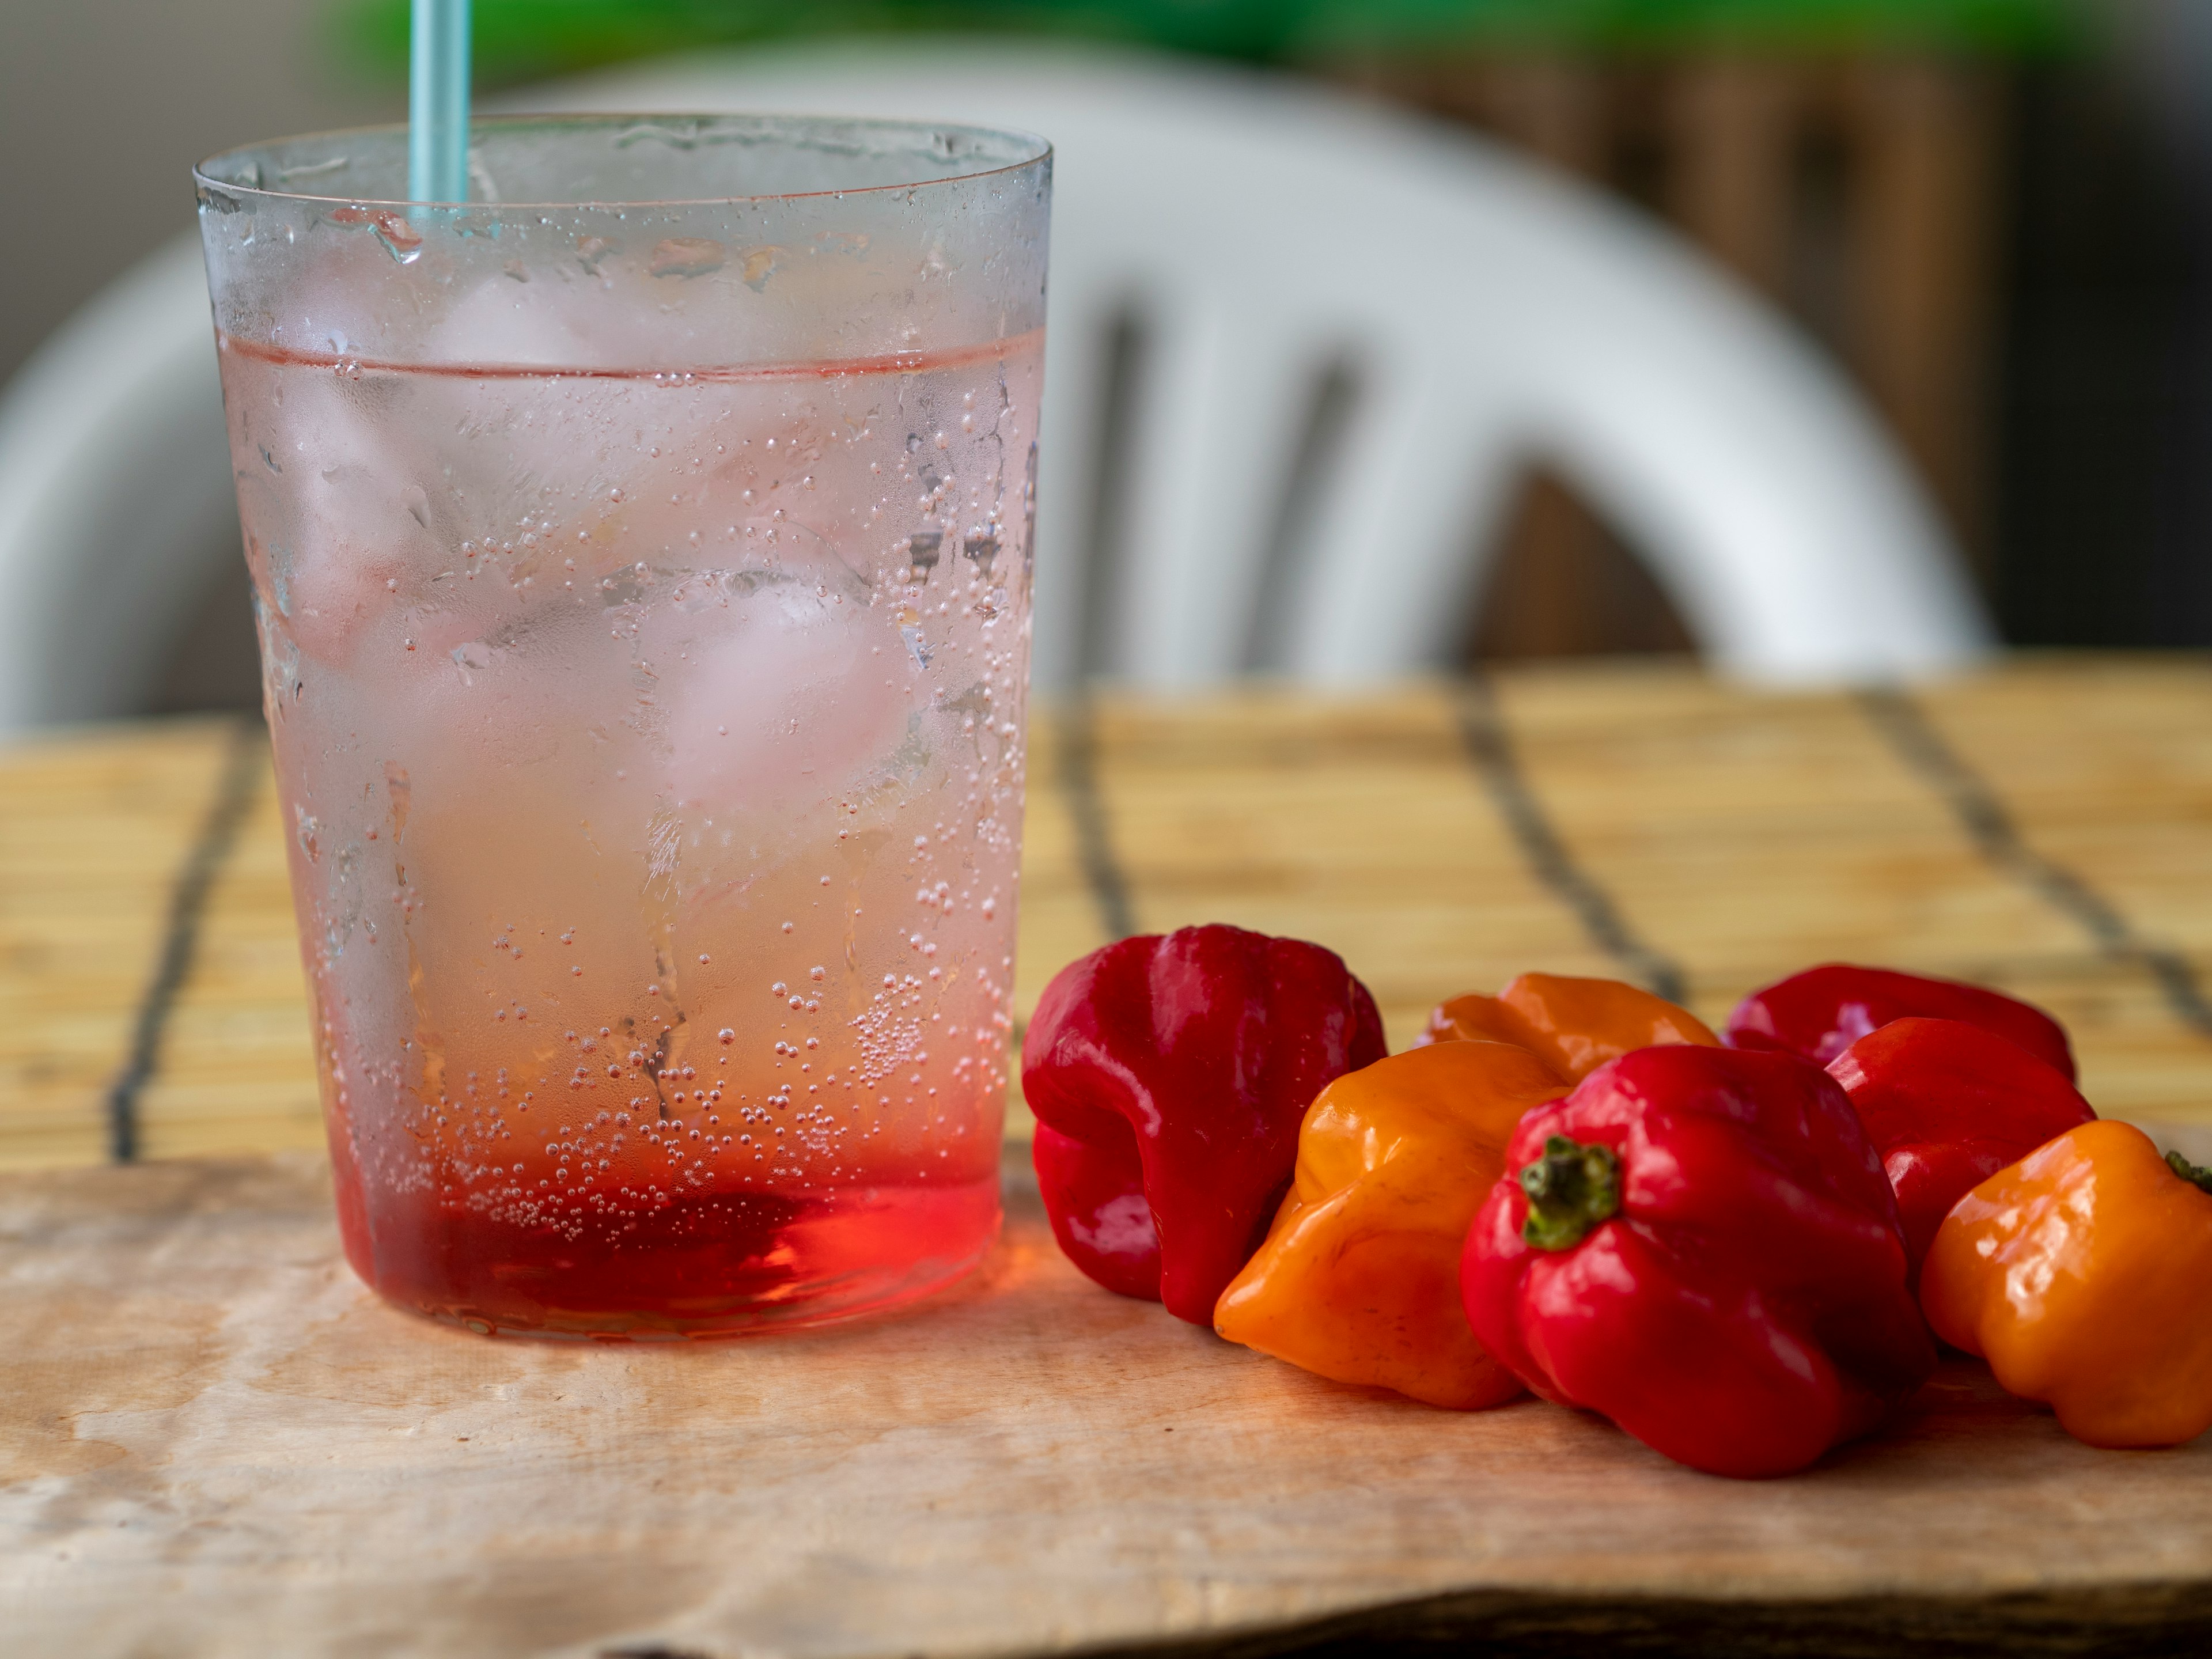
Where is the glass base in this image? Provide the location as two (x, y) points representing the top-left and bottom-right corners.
(344, 1175), (1002, 1340)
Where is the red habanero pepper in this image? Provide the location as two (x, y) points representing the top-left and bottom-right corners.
(1827, 1017), (2096, 1271)
(1022, 924), (1387, 1324)
(1725, 962), (2075, 1080)
(1461, 1045), (1934, 1478)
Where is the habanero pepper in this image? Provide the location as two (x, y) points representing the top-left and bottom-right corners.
(1419, 971), (1719, 1082)
(1725, 961), (2075, 1080)
(1922, 1120), (2212, 1450)
(1214, 1040), (1568, 1409)
(1826, 1017), (2096, 1271)
(1461, 1044), (1934, 1478)
(1022, 923), (1387, 1324)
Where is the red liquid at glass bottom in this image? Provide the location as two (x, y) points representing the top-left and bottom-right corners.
(335, 1173), (1002, 1339)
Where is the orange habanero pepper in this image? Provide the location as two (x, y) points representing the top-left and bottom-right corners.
(1419, 971), (1719, 1082)
(1921, 1120), (2212, 1449)
(1213, 1040), (1568, 1409)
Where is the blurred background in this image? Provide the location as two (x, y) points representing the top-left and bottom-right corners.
(5, 0), (2210, 712)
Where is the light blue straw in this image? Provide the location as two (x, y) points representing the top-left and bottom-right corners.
(408, 0), (471, 204)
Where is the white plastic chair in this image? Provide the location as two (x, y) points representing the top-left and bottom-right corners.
(0, 40), (1990, 733)
(0, 233), (240, 730)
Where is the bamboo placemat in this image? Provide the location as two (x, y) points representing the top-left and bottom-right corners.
(5, 655), (2211, 1172)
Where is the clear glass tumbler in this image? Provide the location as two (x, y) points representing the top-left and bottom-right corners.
(195, 116), (1050, 1337)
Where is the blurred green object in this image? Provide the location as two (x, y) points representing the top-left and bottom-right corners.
(334, 0), (2086, 86)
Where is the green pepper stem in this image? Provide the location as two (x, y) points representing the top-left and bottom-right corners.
(2166, 1149), (2212, 1196)
(1519, 1134), (1621, 1251)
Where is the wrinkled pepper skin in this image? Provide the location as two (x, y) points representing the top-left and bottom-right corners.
(1028, 1124), (1160, 1300)
(1214, 1041), (1568, 1408)
(1023, 924), (1388, 1323)
(1418, 972), (1719, 1081)
(1725, 962), (2075, 1080)
(1461, 1046), (1936, 1478)
(1827, 1017), (2096, 1270)
(1922, 1121), (2212, 1449)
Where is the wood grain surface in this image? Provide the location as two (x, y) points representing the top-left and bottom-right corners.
(6, 657), (2212, 1172)
(5, 1150), (2212, 1659)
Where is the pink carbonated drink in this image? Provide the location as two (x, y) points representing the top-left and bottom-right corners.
(196, 116), (1051, 1335)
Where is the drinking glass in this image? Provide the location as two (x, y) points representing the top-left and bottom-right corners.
(195, 116), (1050, 1336)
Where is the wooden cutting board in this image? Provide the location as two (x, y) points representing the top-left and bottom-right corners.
(6, 1152), (2211, 1658)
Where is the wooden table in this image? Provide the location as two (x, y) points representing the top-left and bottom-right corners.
(7, 656), (2212, 1656)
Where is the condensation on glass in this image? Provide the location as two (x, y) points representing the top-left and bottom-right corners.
(196, 116), (1051, 1336)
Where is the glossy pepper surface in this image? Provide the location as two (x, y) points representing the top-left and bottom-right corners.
(1419, 971), (1718, 1082)
(1725, 963), (2075, 1080)
(1214, 1040), (1567, 1408)
(1921, 1120), (2212, 1449)
(1023, 924), (1388, 1323)
(1827, 1017), (2096, 1270)
(1461, 1044), (1936, 1477)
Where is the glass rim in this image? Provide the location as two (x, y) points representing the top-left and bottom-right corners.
(192, 112), (1053, 212)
